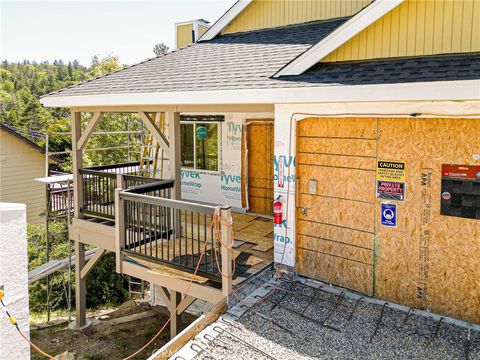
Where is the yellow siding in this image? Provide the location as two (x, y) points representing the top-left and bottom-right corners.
(0, 132), (46, 223)
(198, 24), (209, 38)
(221, 0), (372, 34)
(176, 23), (194, 49)
(324, 0), (480, 62)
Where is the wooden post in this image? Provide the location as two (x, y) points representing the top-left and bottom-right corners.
(221, 206), (233, 298)
(115, 174), (125, 274)
(169, 289), (181, 338)
(167, 112), (181, 200)
(71, 111), (83, 219)
(71, 111), (87, 327)
(74, 241), (86, 327)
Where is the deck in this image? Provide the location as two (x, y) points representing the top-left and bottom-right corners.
(74, 162), (273, 303)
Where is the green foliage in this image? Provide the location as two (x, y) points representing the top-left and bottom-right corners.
(85, 54), (123, 80)
(0, 55), (143, 171)
(8, 54), (142, 314)
(152, 43), (169, 57)
(28, 220), (129, 313)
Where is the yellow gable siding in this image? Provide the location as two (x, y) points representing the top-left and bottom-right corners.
(176, 23), (194, 49)
(221, 0), (372, 34)
(324, 0), (480, 62)
(0, 132), (46, 223)
(198, 24), (209, 37)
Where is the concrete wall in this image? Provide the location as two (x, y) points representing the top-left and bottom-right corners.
(0, 202), (30, 359)
(0, 131), (46, 223)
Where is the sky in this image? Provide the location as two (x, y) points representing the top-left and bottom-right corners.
(1, 0), (233, 66)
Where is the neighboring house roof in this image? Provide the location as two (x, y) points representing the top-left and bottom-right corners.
(0, 123), (61, 163)
(42, 17), (350, 97)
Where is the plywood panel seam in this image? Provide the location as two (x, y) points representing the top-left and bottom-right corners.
(298, 247), (374, 267)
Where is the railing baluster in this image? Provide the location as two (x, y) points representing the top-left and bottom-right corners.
(197, 212), (200, 271)
(210, 218), (214, 274)
(191, 210), (194, 267)
(160, 205), (164, 260)
(184, 210), (188, 266)
(149, 204), (153, 257)
(204, 213), (208, 273)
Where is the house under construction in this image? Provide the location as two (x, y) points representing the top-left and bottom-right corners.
(39, 0), (479, 345)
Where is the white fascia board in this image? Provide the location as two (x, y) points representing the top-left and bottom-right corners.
(198, 0), (253, 41)
(274, 0), (405, 77)
(39, 80), (480, 108)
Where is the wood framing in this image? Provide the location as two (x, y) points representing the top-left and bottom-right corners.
(167, 112), (181, 200)
(148, 298), (227, 360)
(74, 241), (86, 327)
(70, 112), (83, 218)
(76, 112), (103, 150)
(121, 260), (224, 304)
(138, 112), (171, 158)
(80, 248), (106, 279)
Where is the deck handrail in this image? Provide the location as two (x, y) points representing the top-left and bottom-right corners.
(78, 161), (170, 220)
(116, 189), (232, 283)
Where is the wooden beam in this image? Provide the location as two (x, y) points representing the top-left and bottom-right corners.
(148, 298), (227, 360)
(74, 241), (86, 327)
(221, 207), (233, 298)
(166, 112), (181, 199)
(170, 289), (181, 338)
(122, 260), (223, 304)
(76, 112), (103, 150)
(138, 112), (170, 157)
(176, 295), (195, 315)
(70, 111), (83, 218)
(71, 104), (274, 113)
(115, 176), (125, 273)
(80, 248), (106, 279)
(156, 286), (171, 308)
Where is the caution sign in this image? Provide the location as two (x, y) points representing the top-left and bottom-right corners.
(377, 160), (406, 182)
(377, 180), (406, 201)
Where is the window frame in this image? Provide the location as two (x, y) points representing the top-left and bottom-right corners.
(180, 119), (222, 174)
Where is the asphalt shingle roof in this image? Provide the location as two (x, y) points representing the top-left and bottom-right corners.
(44, 18), (480, 99)
(280, 52), (480, 85)
(44, 17), (349, 97)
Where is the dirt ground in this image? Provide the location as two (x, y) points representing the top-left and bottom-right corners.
(31, 301), (197, 360)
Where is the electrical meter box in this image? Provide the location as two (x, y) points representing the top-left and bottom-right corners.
(440, 164), (480, 220)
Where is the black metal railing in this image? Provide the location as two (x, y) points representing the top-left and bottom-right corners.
(47, 170), (73, 215)
(119, 187), (223, 280)
(79, 161), (162, 220)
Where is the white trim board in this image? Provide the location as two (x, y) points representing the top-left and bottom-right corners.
(198, 0), (253, 42)
(40, 80), (480, 108)
(274, 0), (405, 77)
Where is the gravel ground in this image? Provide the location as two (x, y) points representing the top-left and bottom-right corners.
(193, 279), (480, 360)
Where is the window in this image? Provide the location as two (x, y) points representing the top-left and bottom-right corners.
(180, 118), (220, 172)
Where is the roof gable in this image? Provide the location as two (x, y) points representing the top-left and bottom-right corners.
(323, 0), (480, 63)
(0, 123), (60, 162)
(200, 0), (372, 41)
(274, 0), (404, 77)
